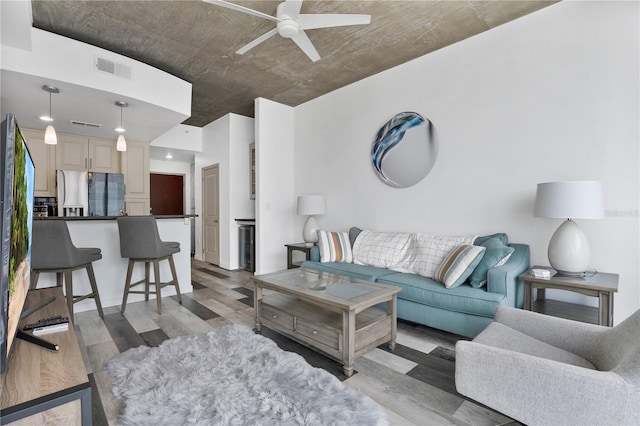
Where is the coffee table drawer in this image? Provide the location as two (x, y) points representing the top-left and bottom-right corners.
(261, 304), (294, 332)
(296, 318), (340, 351)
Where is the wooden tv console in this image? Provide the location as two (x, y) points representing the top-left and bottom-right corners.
(1, 287), (91, 425)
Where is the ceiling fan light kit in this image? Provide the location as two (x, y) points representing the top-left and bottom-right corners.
(204, 0), (371, 62)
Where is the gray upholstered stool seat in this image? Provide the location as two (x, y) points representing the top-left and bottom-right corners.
(117, 216), (182, 314)
(30, 220), (104, 319)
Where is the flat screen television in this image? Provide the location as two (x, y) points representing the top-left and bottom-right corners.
(0, 113), (35, 373)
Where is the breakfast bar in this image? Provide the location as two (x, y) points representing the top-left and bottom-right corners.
(32, 215), (195, 314)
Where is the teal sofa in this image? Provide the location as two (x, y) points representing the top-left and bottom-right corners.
(302, 240), (530, 338)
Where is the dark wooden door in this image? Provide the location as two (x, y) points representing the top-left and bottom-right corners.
(150, 173), (184, 215)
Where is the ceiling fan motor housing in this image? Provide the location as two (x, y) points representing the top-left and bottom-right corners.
(276, 3), (299, 38)
(277, 19), (299, 38)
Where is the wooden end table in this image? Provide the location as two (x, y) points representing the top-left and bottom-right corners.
(519, 266), (619, 326)
(285, 243), (314, 269)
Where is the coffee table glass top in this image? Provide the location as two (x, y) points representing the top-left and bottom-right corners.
(253, 268), (398, 302)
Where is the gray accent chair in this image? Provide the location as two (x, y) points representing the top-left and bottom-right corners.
(30, 219), (104, 319)
(116, 216), (181, 314)
(455, 306), (640, 425)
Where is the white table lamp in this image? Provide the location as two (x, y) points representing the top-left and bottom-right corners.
(534, 181), (604, 275)
(297, 195), (326, 244)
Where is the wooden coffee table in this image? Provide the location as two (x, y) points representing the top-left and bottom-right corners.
(251, 268), (401, 377)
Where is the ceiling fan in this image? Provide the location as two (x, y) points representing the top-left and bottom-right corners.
(203, 0), (371, 62)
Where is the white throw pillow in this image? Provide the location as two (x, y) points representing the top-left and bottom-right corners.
(317, 230), (353, 263)
(352, 230), (414, 272)
(405, 233), (477, 278)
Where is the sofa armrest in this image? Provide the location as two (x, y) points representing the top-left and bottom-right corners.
(494, 306), (607, 358)
(309, 245), (320, 262)
(455, 340), (638, 426)
(486, 243), (530, 308)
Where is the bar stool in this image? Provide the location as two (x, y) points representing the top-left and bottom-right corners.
(116, 216), (182, 314)
(30, 220), (104, 319)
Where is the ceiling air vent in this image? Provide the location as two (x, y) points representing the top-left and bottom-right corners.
(95, 56), (133, 80)
(70, 120), (102, 129)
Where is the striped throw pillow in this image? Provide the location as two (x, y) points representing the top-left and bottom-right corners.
(317, 230), (353, 263)
(433, 244), (486, 288)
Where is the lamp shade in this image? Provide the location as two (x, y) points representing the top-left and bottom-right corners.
(534, 181), (604, 219)
(297, 195), (326, 216)
(116, 134), (127, 152)
(44, 124), (57, 145)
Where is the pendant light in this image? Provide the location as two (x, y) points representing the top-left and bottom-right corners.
(41, 85), (59, 145)
(115, 101), (128, 151)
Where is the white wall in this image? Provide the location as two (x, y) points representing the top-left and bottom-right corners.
(255, 98), (295, 274)
(228, 114), (256, 269)
(194, 113), (254, 269)
(152, 124), (203, 152)
(282, 1), (638, 324)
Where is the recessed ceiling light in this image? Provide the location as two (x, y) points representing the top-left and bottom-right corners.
(165, 153), (173, 159)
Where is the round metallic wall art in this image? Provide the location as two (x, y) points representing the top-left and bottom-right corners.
(371, 112), (439, 188)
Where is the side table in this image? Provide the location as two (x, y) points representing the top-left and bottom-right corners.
(519, 266), (619, 326)
(285, 243), (314, 269)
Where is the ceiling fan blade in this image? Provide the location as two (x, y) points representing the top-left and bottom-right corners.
(281, 0), (303, 20)
(298, 14), (371, 30)
(236, 28), (278, 55)
(290, 31), (320, 62)
(202, 0), (279, 22)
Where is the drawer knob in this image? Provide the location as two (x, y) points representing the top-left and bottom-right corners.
(272, 314), (278, 319)
(312, 330), (318, 335)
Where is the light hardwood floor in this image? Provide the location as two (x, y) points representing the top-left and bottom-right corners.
(74, 259), (518, 426)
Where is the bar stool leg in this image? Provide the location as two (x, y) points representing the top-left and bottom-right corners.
(168, 255), (182, 304)
(29, 271), (40, 290)
(144, 261), (150, 301)
(64, 269), (74, 320)
(153, 260), (162, 314)
(86, 263), (104, 318)
(121, 260), (135, 313)
(56, 272), (63, 288)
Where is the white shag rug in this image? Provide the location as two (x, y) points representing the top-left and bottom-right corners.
(106, 324), (387, 426)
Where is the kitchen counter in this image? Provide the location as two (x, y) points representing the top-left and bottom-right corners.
(35, 214), (197, 221)
(31, 216), (194, 314)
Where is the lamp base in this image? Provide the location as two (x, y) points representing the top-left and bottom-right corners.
(548, 219), (591, 274)
(302, 215), (319, 243)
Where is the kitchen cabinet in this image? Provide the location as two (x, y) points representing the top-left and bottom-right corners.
(22, 129), (57, 197)
(56, 133), (120, 173)
(121, 139), (150, 215)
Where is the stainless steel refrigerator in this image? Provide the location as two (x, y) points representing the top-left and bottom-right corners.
(57, 170), (125, 217)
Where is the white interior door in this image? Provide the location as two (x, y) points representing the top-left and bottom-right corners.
(202, 164), (220, 265)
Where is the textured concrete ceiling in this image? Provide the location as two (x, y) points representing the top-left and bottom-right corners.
(31, 0), (557, 127)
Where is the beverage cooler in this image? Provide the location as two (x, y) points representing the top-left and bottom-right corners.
(237, 221), (255, 272)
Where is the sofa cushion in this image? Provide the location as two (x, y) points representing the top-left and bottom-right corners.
(473, 322), (596, 369)
(301, 261), (398, 281)
(317, 230), (353, 263)
(469, 237), (515, 288)
(474, 233), (509, 246)
(349, 227), (363, 247)
(377, 272), (505, 317)
(434, 244), (486, 288)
